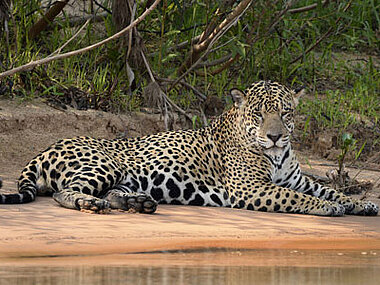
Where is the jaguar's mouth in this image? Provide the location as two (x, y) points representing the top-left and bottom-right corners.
(262, 144), (284, 150)
(263, 146), (285, 157)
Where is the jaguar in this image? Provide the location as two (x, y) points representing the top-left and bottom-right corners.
(0, 81), (378, 216)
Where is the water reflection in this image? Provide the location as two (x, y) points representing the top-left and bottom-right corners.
(1, 249), (379, 285)
(1, 265), (379, 285)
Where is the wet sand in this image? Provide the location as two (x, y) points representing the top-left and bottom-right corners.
(1, 197), (380, 266)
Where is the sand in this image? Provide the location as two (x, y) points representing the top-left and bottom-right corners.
(1, 197), (380, 265)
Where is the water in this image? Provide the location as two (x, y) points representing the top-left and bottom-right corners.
(1, 249), (379, 285)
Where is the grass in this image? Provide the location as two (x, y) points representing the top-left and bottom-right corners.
(0, 0), (379, 150)
(299, 59), (379, 127)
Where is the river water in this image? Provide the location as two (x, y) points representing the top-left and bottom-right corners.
(1, 249), (379, 285)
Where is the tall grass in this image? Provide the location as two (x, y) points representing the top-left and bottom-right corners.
(0, 0), (378, 135)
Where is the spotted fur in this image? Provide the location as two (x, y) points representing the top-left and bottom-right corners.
(0, 81), (378, 216)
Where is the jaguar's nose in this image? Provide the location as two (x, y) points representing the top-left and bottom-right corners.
(267, 134), (282, 143)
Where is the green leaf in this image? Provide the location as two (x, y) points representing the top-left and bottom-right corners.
(232, 42), (249, 58)
(165, 30), (181, 37)
(171, 0), (180, 8)
(342, 133), (356, 149)
(162, 53), (178, 63)
(355, 142), (366, 160)
(342, 132), (352, 143)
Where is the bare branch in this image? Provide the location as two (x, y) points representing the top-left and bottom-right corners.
(195, 0), (251, 52)
(140, 50), (155, 82)
(0, 0), (162, 79)
(196, 54), (233, 69)
(174, 0), (252, 86)
(48, 18), (91, 57)
(158, 77), (207, 101)
(147, 35), (201, 57)
(57, 12), (108, 28)
(126, 1), (137, 59)
(263, 0), (297, 38)
(177, 0), (253, 75)
(199, 1), (298, 77)
(289, 0), (329, 14)
(141, 51), (193, 125)
(164, 95), (193, 122)
(196, 54), (239, 76)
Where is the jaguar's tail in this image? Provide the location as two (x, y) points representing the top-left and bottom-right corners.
(0, 181), (37, 204)
(0, 165), (38, 204)
(0, 189), (36, 204)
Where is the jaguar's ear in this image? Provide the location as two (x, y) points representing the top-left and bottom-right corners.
(230, 88), (246, 108)
(293, 86), (306, 107)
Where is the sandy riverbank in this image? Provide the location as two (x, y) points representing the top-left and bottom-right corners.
(1, 197), (380, 266)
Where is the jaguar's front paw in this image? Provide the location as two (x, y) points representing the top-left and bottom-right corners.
(77, 198), (111, 214)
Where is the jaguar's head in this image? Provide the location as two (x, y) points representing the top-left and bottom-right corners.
(231, 81), (304, 156)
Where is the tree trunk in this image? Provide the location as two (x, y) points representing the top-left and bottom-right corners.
(112, 0), (145, 70)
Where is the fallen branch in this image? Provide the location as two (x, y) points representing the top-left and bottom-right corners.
(0, 0), (162, 79)
(164, 95), (193, 122)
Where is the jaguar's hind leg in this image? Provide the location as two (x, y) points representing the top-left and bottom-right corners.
(102, 187), (157, 214)
(53, 189), (110, 213)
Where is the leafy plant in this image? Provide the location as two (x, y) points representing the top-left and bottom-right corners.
(0, 0), (378, 125)
(338, 133), (356, 173)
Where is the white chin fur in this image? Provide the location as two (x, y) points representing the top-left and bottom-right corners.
(263, 147), (285, 159)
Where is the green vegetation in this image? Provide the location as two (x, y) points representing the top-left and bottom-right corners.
(0, 0), (379, 153)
